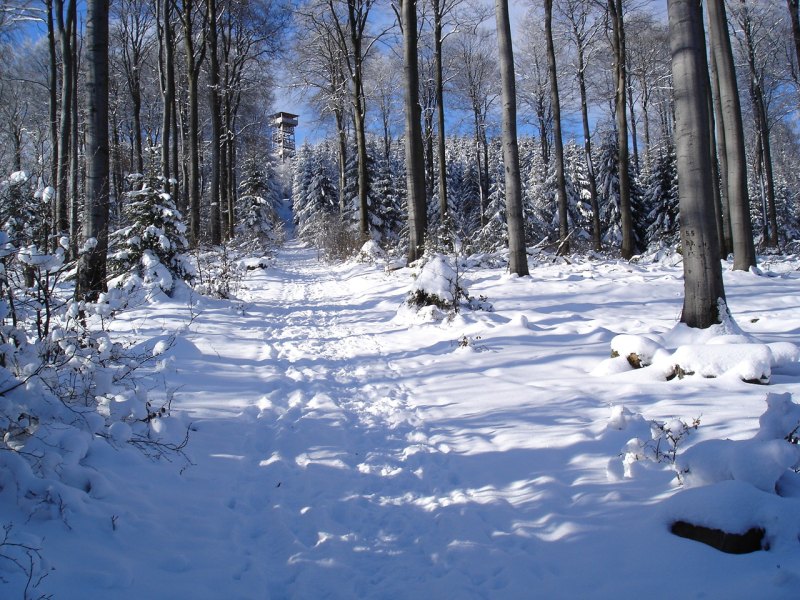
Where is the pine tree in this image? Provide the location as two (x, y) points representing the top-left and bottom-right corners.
(0, 172), (41, 248)
(292, 143), (315, 232)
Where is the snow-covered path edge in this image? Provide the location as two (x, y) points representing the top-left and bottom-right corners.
(27, 245), (800, 598)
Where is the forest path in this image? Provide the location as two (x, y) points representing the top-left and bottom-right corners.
(169, 241), (446, 598)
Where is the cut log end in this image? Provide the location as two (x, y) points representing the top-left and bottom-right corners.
(670, 520), (766, 554)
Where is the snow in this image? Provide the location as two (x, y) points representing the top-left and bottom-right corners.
(5, 243), (800, 598)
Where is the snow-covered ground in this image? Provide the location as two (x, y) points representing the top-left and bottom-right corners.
(8, 243), (800, 598)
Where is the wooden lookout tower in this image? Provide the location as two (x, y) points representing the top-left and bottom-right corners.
(271, 112), (299, 161)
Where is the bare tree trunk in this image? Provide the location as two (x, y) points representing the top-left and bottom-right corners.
(707, 0), (755, 268)
(545, 0), (568, 254)
(207, 0), (222, 246)
(181, 0), (205, 246)
(668, 0), (726, 328)
(495, 0), (528, 276)
(474, 108), (487, 227)
(703, 61), (726, 260)
(424, 106), (434, 205)
(432, 0), (448, 221)
(171, 88), (181, 210)
(708, 45), (733, 256)
(608, 0), (634, 259)
(626, 75), (639, 173)
(335, 109), (347, 214)
(736, 6), (777, 248)
(69, 23), (79, 258)
(157, 0), (174, 193)
(55, 0), (76, 239)
(571, 18), (601, 251)
(46, 0), (58, 198)
(76, 0), (110, 302)
(401, 0), (427, 263)
(788, 0), (800, 81)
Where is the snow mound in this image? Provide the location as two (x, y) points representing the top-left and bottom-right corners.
(610, 334), (663, 367)
(357, 240), (386, 263)
(597, 324), (799, 383)
(661, 343), (773, 382)
(678, 393), (800, 491)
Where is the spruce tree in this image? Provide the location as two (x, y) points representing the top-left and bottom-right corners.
(109, 174), (189, 294)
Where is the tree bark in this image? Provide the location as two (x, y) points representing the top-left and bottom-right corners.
(55, 0), (76, 238)
(432, 0), (448, 221)
(545, 0), (569, 255)
(69, 21), (79, 258)
(76, 0), (111, 302)
(335, 108), (347, 214)
(46, 0), (58, 202)
(788, 0), (800, 83)
(495, 0), (528, 276)
(207, 0), (222, 245)
(707, 0), (755, 268)
(157, 0), (174, 194)
(608, 0), (634, 259)
(401, 0), (427, 263)
(708, 43), (733, 257)
(668, 0), (726, 328)
(181, 0), (206, 246)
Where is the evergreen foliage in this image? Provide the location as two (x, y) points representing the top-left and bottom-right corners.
(643, 142), (680, 249)
(596, 131), (646, 254)
(109, 174), (190, 295)
(236, 156), (284, 249)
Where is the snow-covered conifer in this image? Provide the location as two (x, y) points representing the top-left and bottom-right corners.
(643, 142), (679, 249)
(109, 174), (190, 295)
(236, 155), (284, 249)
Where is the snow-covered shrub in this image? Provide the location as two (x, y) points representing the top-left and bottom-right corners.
(109, 175), (190, 296)
(622, 416), (701, 482)
(309, 212), (365, 262)
(191, 245), (246, 299)
(406, 254), (468, 313)
(0, 234), (189, 537)
(357, 239), (387, 264)
(610, 334), (664, 368)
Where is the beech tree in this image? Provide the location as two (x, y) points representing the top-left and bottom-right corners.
(76, 0), (111, 301)
(668, 0), (726, 328)
(327, 0), (377, 237)
(556, 0), (602, 250)
(607, 0), (635, 259)
(450, 29), (498, 227)
(545, 0), (569, 254)
(707, 0), (756, 269)
(400, 0), (427, 262)
(495, 0), (528, 276)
